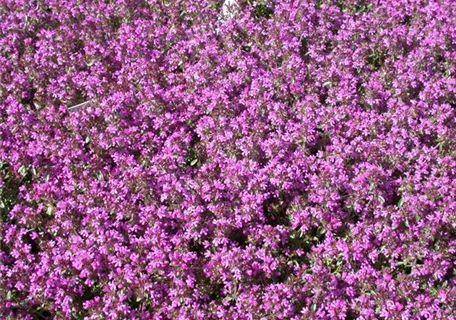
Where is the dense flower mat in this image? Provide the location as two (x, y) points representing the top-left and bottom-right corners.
(1, 0), (456, 319)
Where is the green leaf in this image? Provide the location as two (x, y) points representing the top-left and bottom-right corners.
(190, 159), (198, 166)
(46, 205), (54, 216)
(96, 171), (104, 180)
(398, 196), (404, 208)
(378, 195), (385, 203)
(18, 165), (28, 177)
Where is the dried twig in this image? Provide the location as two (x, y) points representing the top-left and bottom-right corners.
(68, 100), (92, 112)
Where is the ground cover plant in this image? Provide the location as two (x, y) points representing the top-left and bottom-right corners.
(1, 0), (456, 319)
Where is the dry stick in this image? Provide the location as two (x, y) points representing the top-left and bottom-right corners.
(32, 100), (92, 112)
(68, 100), (92, 112)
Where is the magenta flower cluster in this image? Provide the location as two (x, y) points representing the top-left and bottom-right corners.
(1, 0), (456, 319)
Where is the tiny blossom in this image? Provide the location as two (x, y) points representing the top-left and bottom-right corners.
(1, 0), (456, 319)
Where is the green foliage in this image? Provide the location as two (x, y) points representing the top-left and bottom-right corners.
(254, 3), (273, 19)
(0, 161), (21, 222)
(367, 48), (386, 70)
(247, 0), (273, 19)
